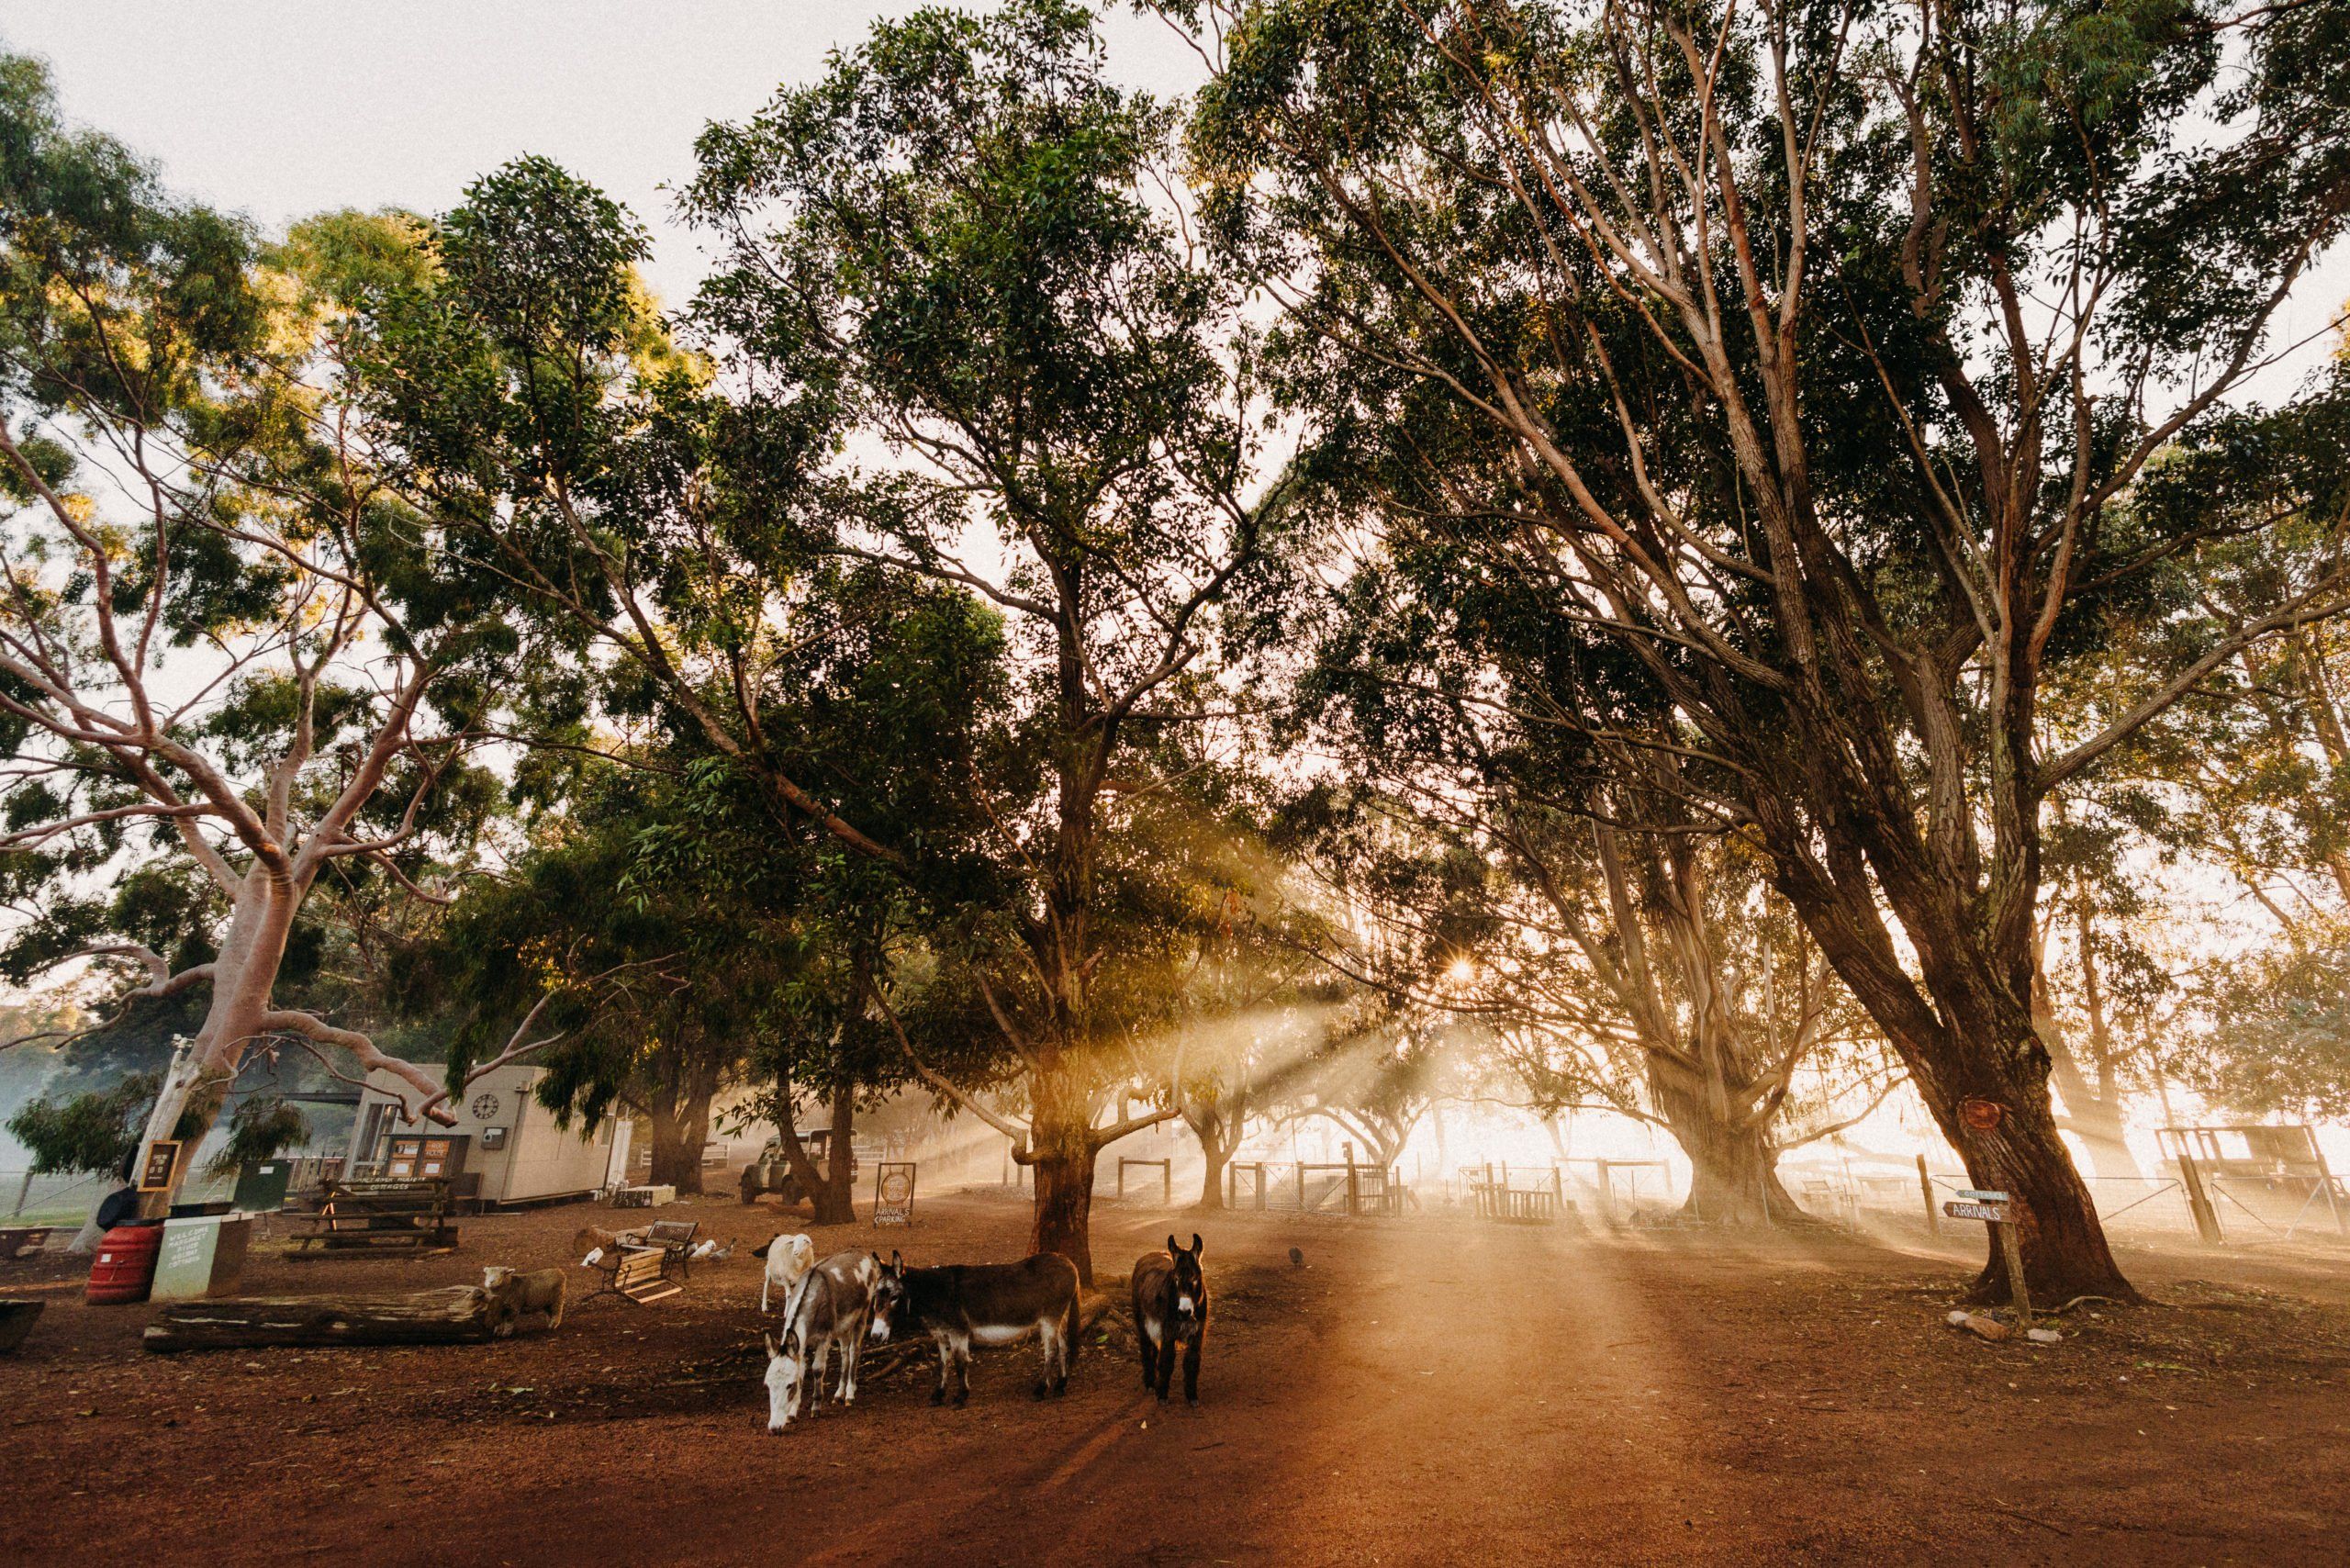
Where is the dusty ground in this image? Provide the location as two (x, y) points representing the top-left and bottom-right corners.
(3, 1188), (2348, 1566)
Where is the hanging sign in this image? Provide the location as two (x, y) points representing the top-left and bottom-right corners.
(138, 1140), (185, 1193)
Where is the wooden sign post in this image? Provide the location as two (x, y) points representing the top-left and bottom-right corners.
(872, 1162), (917, 1227)
(1944, 1189), (2031, 1328)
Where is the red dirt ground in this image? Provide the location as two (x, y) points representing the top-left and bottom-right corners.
(4, 1189), (2348, 1565)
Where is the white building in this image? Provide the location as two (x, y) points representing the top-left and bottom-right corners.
(345, 1065), (626, 1209)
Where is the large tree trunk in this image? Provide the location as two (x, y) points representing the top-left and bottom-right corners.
(134, 872), (301, 1218)
(1651, 1079), (1796, 1225)
(1198, 1140), (1231, 1210)
(1030, 1145), (1097, 1287)
(645, 1089), (712, 1195)
(1953, 1075), (2128, 1305)
(1773, 829), (2135, 1303)
(1890, 951), (2135, 1304)
(812, 1086), (856, 1226)
(1189, 1102), (1236, 1209)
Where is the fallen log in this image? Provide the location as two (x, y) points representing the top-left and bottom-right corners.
(144, 1285), (495, 1353)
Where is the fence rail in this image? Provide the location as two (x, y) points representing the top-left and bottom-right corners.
(1218, 1160), (1409, 1216)
(1, 1167), (112, 1226)
(1802, 1162), (2350, 1246)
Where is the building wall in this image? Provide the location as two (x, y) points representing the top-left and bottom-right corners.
(347, 1066), (616, 1204)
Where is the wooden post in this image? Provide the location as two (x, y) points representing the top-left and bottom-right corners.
(9, 1170), (29, 1219)
(1293, 1160), (1304, 1212)
(1995, 1217), (2032, 1329)
(1345, 1145), (1360, 1218)
(1256, 1163), (1267, 1211)
(1595, 1159), (1614, 1224)
(2175, 1153), (2223, 1246)
(1917, 1154), (1938, 1236)
(1161, 1160), (1171, 1206)
(1550, 1164), (1564, 1207)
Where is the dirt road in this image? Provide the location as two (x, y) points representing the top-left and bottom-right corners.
(6, 1193), (2347, 1565)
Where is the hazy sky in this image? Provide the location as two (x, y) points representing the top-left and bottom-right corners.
(0, 2), (1207, 308)
(6, 2), (2340, 391)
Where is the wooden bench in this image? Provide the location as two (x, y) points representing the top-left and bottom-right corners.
(0, 1226), (52, 1262)
(586, 1246), (681, 1305)
(287, 1180), (457, 1256)
(642, 1219), (700, 1281)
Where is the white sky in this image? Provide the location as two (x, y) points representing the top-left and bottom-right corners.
(0, 2), (1207, 311)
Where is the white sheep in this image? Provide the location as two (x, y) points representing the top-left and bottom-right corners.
(755, 1232), (816, 1316)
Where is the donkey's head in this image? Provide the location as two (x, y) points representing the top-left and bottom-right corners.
(867, 1250), (908, 1341)
(763, 1330), (804, 1433)
(1166, 1233), (1207, 1324)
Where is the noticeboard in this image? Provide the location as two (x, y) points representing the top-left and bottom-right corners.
(138, 1140), (185, 1193)
(229, 1159), (295, 1214)
(873, 1162), (917, 1226)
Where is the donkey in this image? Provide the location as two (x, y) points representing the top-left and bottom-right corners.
(762, 1249), (882, 1432)
(1131, 1233), (1209, 1404)
(870, 1250), (1080, 1406)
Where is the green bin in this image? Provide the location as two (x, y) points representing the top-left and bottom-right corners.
(150, 1214), (255, 1302)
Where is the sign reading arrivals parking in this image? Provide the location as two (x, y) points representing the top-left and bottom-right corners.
(873, 1162), (917, 1227)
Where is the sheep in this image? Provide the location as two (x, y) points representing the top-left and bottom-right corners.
(755, 1232), (817, 1316)
(481, 1265), (566, 1336)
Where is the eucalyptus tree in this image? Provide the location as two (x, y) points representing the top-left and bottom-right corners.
(1279, 516), (1897, 1221)
(0, 62), (554, 1212)
(672, 0), (1292, 1278)
(413, 764), (744, 1194)
(347, 10), (1285, 1275)
(1183, 0), (2350, 1299)
(2023, 376), (2350, 1170)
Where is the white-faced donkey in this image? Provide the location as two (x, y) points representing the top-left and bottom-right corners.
(762, 1249), (884, 1433)
(1131, 1233), (1209, 1403)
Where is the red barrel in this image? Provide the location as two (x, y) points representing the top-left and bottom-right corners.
(86, 1224), (163, 1305)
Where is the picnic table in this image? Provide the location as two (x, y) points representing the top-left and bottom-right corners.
(0, 1226), (52, 1262)
(285, 1179), (457, 1256)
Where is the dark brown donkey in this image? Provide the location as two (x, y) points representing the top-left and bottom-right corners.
(1131, 1233), (1209, 1404)
(870, 1251), (1080, 1406)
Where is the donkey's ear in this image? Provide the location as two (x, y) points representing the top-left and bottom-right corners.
(1192, 1233), (1205, 1258)
(891, 1249), (904, 1271)
(1168, 1233), (1181, 1255)
(764, 1332), (778, 1359)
